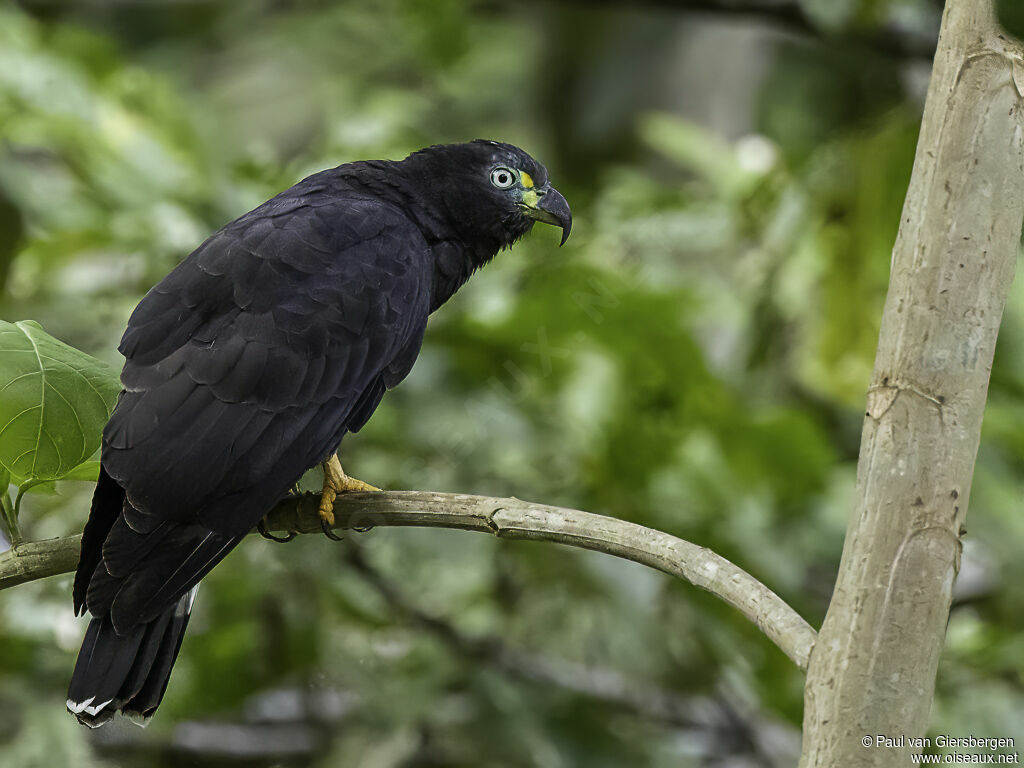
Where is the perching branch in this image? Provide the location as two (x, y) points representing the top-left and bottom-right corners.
(0, 535), (81, 589)
(0, 489), (816, 670)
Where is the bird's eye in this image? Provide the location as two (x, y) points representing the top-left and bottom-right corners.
(490, 167), (516, 189)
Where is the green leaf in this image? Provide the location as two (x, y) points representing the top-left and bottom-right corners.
(0, 320), (120, 484)
(59, 459), (102, 483)
(22, 481), (56, 496)
(15, 459), (101, 502)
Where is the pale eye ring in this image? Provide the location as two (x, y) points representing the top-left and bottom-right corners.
(490, 167), (516, 189)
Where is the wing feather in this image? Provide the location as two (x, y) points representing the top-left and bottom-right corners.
(82, 188), (432, 632)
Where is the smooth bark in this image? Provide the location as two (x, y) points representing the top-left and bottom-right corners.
(799, 2), (1024, 765)
(0, 489), (817, 670)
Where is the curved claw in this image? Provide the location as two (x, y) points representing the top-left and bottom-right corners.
(258, 520), (297, 543)
(321, 517), (344, 541)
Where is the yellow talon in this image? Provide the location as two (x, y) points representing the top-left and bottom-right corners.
(318, 453), (380, 527)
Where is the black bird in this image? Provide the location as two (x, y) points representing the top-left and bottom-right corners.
(67, 140), (571, 727)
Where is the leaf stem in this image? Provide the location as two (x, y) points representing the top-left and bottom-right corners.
(13, 479), (45, 519)
(6, 479), (54, 546)
(0, 489), (21, 546)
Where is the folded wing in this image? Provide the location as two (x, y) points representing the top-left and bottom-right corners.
(76, 188), (432, 634)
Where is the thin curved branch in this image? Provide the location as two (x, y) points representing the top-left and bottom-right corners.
(0, 490), (817, 669)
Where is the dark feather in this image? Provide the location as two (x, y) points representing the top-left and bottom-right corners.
(73, 467), (124, 616)
(68, 588), (195, 728)
(70, 139), (566, 726)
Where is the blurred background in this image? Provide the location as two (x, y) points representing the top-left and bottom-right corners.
(1, 0), (1022, 765)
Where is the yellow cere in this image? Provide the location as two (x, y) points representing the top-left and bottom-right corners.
(520, 171), (534, 188)
(521, 189), (539, 207)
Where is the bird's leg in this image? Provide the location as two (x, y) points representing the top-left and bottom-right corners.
(319, 453), (380, 540)
(318, 453), (381, 524)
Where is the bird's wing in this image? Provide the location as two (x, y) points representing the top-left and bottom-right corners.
(82, 189), (432, 631)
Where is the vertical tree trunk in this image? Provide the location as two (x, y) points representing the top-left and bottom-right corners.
(800, 2), (1024, 766)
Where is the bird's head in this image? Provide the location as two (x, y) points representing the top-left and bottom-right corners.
(402, 140), (572, 256)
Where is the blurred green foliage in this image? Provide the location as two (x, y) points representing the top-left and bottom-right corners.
(997, 0), (1024, 41)
(0, 0), (1021, 766)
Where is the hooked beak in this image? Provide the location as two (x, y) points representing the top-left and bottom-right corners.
(522, 186), (572, 246)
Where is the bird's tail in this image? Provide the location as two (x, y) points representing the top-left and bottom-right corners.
(66, 584), (197, 728)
